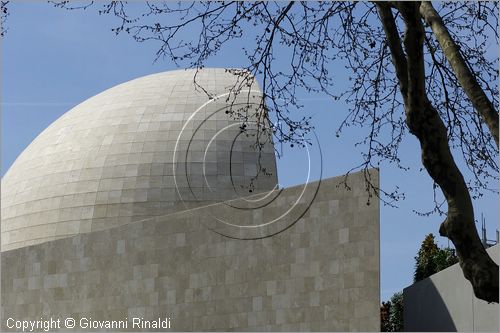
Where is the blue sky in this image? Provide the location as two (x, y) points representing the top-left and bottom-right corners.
(2, 2), (498, 302)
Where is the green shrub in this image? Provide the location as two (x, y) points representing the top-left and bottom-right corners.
(381, 292), (404, 332)
(414, 233), (458, 282)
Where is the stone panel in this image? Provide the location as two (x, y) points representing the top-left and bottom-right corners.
(1, 170), (379, 331)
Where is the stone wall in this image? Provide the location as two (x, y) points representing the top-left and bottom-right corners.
(1, 170), (380, 331)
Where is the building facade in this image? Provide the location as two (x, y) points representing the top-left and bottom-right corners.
(1, 69), (380, 331)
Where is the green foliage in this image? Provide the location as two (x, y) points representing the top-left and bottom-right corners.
(434, 247), (459, 272)
(381, 292), (404, 332)
(380, 301), (391, 331)
(414, 233), (458, 282)
(389, 292), (404, 332)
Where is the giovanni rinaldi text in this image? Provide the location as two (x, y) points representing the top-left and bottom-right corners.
(6, 317), (172, 331)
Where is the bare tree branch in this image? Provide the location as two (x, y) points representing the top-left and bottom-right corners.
(388, 1), (499, 303)
(420, 1), (499, 148)
(376, 3), (408, 99)
(1, 0), (9, 37)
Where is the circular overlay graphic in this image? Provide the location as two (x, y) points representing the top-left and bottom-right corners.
(173, 90), (323, 239)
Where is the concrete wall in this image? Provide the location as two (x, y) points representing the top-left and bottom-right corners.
(404, 244), (499, 332)
(1, 170), (380, 331)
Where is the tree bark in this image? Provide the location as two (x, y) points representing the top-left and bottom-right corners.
(379, 1), (499, 303)
(419, 1), (499, 148)
(377, 3), (408, 99)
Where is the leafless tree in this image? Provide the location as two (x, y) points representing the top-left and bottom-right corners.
(4, 1), (498, 302)
(1, 1), (9, 37)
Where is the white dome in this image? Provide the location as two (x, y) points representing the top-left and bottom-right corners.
(1, 69), (278, 251)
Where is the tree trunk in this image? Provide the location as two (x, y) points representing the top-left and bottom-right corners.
(378, 1), (499, 303)
(419, 1), (499, 148)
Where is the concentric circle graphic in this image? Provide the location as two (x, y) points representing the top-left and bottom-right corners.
(173, 90), (323, 239)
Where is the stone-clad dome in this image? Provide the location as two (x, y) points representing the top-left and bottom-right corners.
(1, 69), (278, 251)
